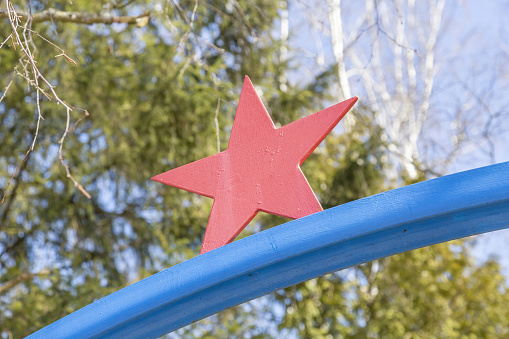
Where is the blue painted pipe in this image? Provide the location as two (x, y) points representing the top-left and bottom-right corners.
(27, 162), (509, 339)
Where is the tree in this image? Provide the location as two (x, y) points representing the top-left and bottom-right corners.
(0, 0), (334, 336)
(1, 1), (508, 338)
(279, 241), (509, 339)
(267, 2), (509, 337)
(297, 0), (509, 179)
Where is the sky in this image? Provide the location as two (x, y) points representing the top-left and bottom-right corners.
(431, 0), (509, 273)
(285, 0), (509, 273)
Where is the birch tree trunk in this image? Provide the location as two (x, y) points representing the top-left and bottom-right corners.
(324, 0), (447, 180)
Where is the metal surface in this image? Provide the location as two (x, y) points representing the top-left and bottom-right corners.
(28, 161), (509, 339)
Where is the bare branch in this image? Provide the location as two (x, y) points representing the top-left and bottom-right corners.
(214, 97), (221, 153)
(0, 33), (11, 49)
(58, 107), (92, 199)
(0, 73), (14, 104)
(70, 107), (91, 132)
(0, 268), (50, 295)
(1, 150), (29, 204)
(0, 8), (150, 26)
(1, 1), (91, 201)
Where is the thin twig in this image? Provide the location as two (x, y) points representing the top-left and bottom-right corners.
(2, 1), (91, 201)
(18, 26), (77, 64)
(209, 72), (221, 153)
(231, 0), (257, 39)
(70, 107), (90, 132)
(214, 97), (221, 153)
(58, 108), (92, 199)
(1, 150), (29, 204)
(0, 268), (50, 295)
(0, 33), (12, 49)
(0, 74), (15, 104)
(0, 8), (151, 26)
(58, 107), (91, 199)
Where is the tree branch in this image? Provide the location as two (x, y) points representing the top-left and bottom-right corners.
(0, 268), (50, 295)
(0, 8), (150, 26)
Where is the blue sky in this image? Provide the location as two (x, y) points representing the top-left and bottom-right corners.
(285, 0), (509, 273)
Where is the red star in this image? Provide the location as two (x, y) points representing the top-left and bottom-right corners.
(153, 76), (357, 254)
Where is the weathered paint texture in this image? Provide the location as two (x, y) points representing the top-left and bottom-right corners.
(152, 76), (358, 254)
(28, 161), (509, 339)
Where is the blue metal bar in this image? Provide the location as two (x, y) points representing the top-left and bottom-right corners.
(27, 162), (509, 339)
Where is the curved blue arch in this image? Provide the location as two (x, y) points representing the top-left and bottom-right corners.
(28, 162), (509, 339)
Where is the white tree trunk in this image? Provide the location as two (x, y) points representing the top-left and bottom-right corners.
(279, 0), (289, 92)
(324, 0), (447, 180)
(327, 0), (355, 131)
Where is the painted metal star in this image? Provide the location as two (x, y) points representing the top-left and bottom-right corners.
(153, 76), (357, 254)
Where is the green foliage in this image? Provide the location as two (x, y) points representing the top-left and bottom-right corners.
(279, 241), (509, 339)
(0, 1), (508, 338)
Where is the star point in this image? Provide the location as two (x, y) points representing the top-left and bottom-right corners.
(153, 76), (357, 254)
